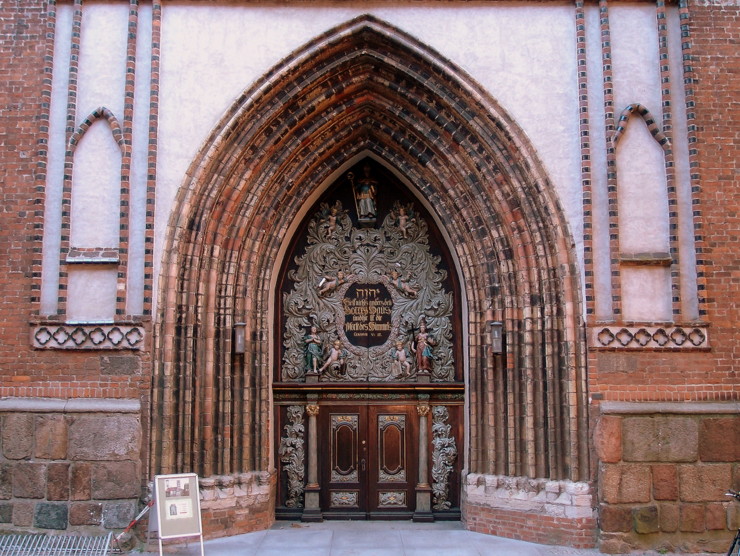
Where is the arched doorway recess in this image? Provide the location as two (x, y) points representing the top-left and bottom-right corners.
(151, 14), (588, 533)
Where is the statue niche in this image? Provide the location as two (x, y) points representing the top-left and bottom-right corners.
(281, 167), (455, 383)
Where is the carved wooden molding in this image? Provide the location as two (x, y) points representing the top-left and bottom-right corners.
(31, 324), (144, 350)
(431, 406), (457, 510)
(278, 406), (305, 508)
(590, 325), (709, 350)
(281, 199), (454, 382)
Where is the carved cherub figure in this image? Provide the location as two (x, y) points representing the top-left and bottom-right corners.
(390, 340), (412, 379)
(319, 339), (349, 375)
(387, 269), (419, 298)
(397, 206), (416, 239)
(318, 270), (347, 296)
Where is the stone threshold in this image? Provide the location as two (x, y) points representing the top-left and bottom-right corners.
(0, 396), (140, 413)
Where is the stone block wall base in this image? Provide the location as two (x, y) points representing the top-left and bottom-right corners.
(599, 531), (731, 554)
(463, 503), (597, 549)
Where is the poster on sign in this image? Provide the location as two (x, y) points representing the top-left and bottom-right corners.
(154, 473), (203, 555)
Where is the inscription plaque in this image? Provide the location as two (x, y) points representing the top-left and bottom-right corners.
(343, 283), (393, 347)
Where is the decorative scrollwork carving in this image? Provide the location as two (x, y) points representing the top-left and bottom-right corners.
(278, 406), (305, 508)
(282, 199), (454, 382)
(431, 406), (457, 510)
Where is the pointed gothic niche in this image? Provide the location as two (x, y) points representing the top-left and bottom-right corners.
(276, 158), (463, 385)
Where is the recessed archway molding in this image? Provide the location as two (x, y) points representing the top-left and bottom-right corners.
(151, 14), (588, 530)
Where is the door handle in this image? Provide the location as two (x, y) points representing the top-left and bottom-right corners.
(360, 458), (366, 471)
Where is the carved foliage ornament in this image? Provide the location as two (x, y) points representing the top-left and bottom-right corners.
(278, 406), (305, 508)
(431, 405), (457, 510)
(282, 200), (454, 382)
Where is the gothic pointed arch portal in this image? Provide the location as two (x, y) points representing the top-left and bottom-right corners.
(151, 14), (588, 531)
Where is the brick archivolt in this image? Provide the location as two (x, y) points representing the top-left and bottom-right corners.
(152, 16), (588, 483)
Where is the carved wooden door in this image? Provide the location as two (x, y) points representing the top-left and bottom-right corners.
(319, 405), (417, 519)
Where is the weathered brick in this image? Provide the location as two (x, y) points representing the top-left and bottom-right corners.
(601, 464), (651, 504)
(679, 504), (705, 533)
(678, 464), (732, 502)
(0, 464), (11, 499)
(13, 463), (46, 499)
(91, 461), (140, 499)
(35, 414), (68, 460)
(652, 464), (678, 501)
(34, 502), (68, 530)
(12, 501), (35, 527)
(623, 417), (698, 463)
(70, 462), (92, 501)
(68, 415), (141, 461)
(658, 503), (679, 532)
(2, 414), (34, 460)
(600, 504), (632, 532)
(69, 502), (103, 526)
(47, 462), (70, 501)
(594, 415), (622, 463)
(633, 505), (659, 534)
(705, 502), (726, 530)
(699, 417), (740, 462)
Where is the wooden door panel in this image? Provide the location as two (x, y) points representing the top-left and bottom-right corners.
(368, 406), (416, 518)
(320, 408), (366, 518)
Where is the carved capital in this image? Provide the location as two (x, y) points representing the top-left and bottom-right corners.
(306, 404), (320, 416)
(417, 404), (430, 416)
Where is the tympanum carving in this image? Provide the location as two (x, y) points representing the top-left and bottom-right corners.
(282, 196), (454, 383)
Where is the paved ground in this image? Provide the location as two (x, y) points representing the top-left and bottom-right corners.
(145, 520), (606, 555)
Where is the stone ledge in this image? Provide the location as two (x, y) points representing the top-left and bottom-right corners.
(601, 401), (740, 415)
(463, 473), (595, 520)
(0, 397), (141, 413)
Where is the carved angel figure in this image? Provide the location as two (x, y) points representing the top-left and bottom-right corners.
(317, 271), (347, 296)
(387, 269), (419, 298)
(390, 340), (412, 379)
(319, 339), (349, 375)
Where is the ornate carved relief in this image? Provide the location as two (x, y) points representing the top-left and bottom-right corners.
(331, 491), (359, 508)
(278, 406), (305, 508)
(282, 196), (454, 383)
(431, 406), (457, 510)
(31, 324), (144, 350)
(378, 491), (406, 507)
(591, 325), (709, 350)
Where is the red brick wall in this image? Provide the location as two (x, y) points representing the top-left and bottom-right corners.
(586, 2), (739, 405)
(464, 504), (597, 549)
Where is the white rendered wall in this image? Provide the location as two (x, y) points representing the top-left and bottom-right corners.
(41, 2), (691, 324)
(154, 3), (582, 317)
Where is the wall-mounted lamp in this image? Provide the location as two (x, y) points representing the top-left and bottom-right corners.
(489, 321), (504, 354)
(234, 322), (246, 354)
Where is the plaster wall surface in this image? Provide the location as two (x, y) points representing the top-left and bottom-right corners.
(153, 3), (583, 316)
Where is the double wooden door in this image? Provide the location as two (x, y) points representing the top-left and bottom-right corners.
(319, 404), (417, 519)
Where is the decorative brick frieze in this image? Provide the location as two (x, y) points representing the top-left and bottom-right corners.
(30, 324), (144, 350)
(590, 325), (709, 350)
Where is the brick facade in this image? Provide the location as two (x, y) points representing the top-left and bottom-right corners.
(0, 1), (737, 552)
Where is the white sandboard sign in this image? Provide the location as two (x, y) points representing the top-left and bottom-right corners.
(154, 473), (204, 555)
